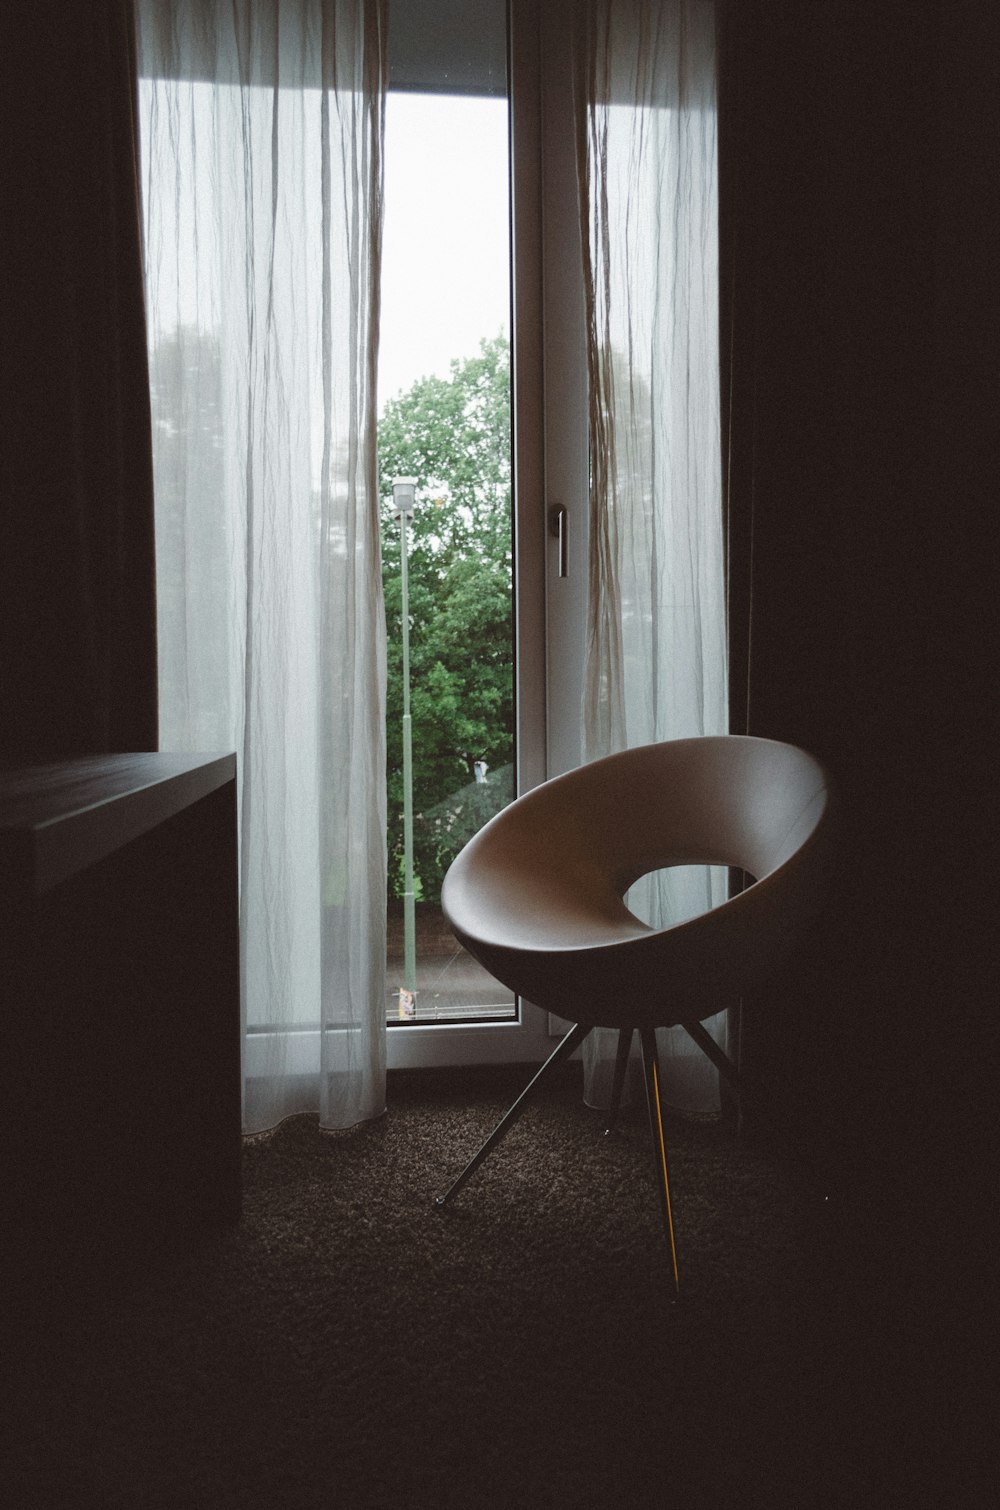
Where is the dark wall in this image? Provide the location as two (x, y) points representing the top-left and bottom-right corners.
(722, 0), (996, 1309)
(0, 3), (158, 761)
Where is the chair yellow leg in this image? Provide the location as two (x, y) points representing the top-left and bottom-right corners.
(639, 1028), (680, 1297)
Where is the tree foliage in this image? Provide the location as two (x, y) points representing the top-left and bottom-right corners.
(379, 335), (513, 901)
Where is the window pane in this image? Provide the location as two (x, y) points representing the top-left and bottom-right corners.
(380, 75), (516, 1024)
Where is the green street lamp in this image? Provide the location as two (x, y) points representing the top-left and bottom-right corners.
(392, 477), (418, 1017)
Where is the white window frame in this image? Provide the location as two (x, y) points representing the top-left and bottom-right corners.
(385, 0), (588, 1070)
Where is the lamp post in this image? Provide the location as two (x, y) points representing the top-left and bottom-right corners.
(392, 477), (418, 1017)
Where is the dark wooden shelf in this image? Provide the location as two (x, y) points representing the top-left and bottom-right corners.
(0, 752), (236, 899)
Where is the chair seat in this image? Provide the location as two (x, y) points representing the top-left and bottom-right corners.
(442, 735), (831, 1030)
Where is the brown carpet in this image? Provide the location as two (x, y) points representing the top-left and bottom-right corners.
(2, 1062), (983, 1508)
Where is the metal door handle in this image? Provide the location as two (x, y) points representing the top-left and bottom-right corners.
(549, 506), (568, 578)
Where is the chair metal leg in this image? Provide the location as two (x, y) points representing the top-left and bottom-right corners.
(605, 1027), (634, 1135)
(639, 1028), (681, 1298)
(682, 1018), (828, 1196)
(681, 1018), (742, 1096)
(434, 1023), (592, 1209)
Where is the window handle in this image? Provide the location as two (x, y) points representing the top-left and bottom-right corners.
(549, 505), (568, 578)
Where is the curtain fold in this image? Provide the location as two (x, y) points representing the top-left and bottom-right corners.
(575, 0), (728, 1111)
(136, 0), (387, 1133)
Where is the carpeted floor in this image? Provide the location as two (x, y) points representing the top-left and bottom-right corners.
(1, 1063), (983, 1508)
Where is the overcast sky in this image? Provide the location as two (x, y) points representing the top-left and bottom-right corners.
(378, 92), (510, 412)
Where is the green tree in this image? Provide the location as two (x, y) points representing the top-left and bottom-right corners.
(379, 335), (513, 902)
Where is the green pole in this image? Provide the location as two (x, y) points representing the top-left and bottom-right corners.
(393, 478), (418, 1010)
(400, 513), (416, 995)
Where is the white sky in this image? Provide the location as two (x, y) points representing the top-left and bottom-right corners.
(378, 93), (511, 413)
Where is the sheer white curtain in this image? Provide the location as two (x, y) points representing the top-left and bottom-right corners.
(136, 0), (387, 1133)
(576, 0), (728, 1111)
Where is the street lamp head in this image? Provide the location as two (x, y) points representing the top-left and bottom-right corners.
(392, 477), (417, 520)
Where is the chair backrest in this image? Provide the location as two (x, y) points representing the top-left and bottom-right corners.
(441, 736), (832, 1029)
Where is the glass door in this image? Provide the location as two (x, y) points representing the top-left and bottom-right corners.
(379, 87), (516, 1030)
(383, 0), (575, 1069)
